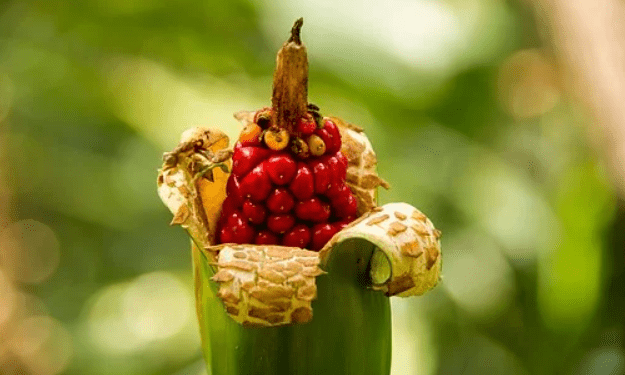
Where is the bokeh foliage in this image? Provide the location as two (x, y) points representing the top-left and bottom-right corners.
(0, 0), (623, 374)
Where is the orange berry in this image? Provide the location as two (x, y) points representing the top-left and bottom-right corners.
(239, 123), (263, 146)
(264, 127), (290, 151)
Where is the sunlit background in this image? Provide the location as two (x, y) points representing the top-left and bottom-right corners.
(1, 0), (624, 374)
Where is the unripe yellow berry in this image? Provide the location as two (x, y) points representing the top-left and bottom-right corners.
(307, 134), (326, 156)
(264, 127), (290, 151)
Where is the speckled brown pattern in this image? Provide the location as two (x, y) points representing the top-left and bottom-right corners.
(321, 202), (441, 297)
(209, 245), (323, 326)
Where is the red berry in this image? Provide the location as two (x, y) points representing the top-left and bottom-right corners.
(219, 227), (236, 244)
(325, 182), (350, 200)
(295, 198), (320, 221)
(322, 119), (342, 153)
(309, 160), (331, 194)
(219, 207), (242, 227)
(266, 188), (295, 214)
(232, 147), (270, 176)
(267, 214), (296, 234)
(332, 192), (358, 218)
(334, 216), (356, 231)
(232, 146), (272, 177)
(234, 224), (255, 244)
(282, 224), (312, 248)
(239, 162), (272, 202)
(266, 154), (297, 185)
(218, 198), (237, 230)
(222, 210), (255, 244)
(233, 141), (243, 152)
(324, 155), (346, 186)
(289, 162), (315, 200)
(296, 116), (317, 136)
(311, 223), (338, 250)
(317, 202), (331, 222)
(295, 197), (331, 223)
(223, 209), (244, 226)
(242, 199), (267, 224)
(335, 151), (348, 169)
(221, 195), (239, 214)
(255, 230), (280, 245)
(226, 175), (243, 205)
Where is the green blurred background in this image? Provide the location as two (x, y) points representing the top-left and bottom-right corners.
(0, 0), (624, 374)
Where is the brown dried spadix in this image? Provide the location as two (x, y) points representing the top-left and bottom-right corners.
(272, 18), (308, 134)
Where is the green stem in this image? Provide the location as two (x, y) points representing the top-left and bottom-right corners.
(193, 239), (392, 375)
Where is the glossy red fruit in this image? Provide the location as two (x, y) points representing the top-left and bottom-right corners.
(324, 155), (346, 186)
(221, 195), (239, 215)
(322, 119), (342, 153)
(311, 223), (338, 250)
(219, 227), (236, 244)
(309, 160), (331, 194)
(289, 162), (314, 200)
(295, 198), (331, 223)
(335, 151), (348, 169)
(239, 162), (272, 202)
(325, 182), (351, 200)
(242, 199), (267, 224)
(232, 146), (272, 177)
(266, 154), (297, 185)
(332, 192), (358, 218)
(296, 116), (316, 136)
(267, 214), (296, 234)
(266, 188), (295, 214)
(317, 202), (331, 223)
(224, 210), (244, 226)
(218, 198), (237, 230)
(217, 199), (240, 228)
(282, 224), (312, 248)
(221, 210), (255, 244)
(255, 230), (280, 245)
(233, 141), (243, 153)
(226, 175), (243, 205)
(334, 216), (356, 231)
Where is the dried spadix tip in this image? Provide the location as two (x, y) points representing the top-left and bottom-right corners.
(272, 18), (308, 134)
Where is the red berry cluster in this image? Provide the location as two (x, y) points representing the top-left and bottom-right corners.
(217, 110), (358, 251)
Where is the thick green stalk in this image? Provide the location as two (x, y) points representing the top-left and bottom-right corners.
(193, 238), (392, 375)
